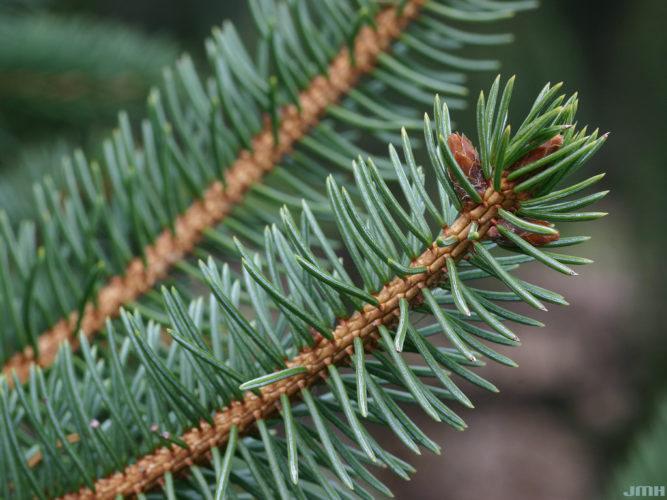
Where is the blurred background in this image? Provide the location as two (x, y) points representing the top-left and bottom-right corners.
(0, 0), (664, 498)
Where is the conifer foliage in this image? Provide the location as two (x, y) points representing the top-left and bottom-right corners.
(0, 0), (533, 380)
(0, 1), (607, 499)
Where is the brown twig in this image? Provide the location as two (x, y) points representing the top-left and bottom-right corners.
(59, 176), (529, 499)
(3, 0), (427, 385)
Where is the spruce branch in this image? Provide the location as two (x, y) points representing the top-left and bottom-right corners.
(0, 3), (610, 498)
(63, 176), (523, 500)
(2, 0), (429, 384)
(7, 78), (609, 499)
(3, 0), (533, 384)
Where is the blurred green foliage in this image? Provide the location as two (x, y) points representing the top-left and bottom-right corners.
(607, 392), (667, 499)
(0, 13), (177, 128)
(0, 5), (178, 220)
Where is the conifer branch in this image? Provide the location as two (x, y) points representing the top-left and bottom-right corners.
(3, 75), (607, 498)
(61, 169), (525, 499)
(3, 0), (427, 384)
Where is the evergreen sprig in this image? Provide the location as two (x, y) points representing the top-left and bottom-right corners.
(0, 78), (607, 499)
(0, 0), (536, 380)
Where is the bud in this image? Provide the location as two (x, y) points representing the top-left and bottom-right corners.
(507, 134), (564, 184)
(447, 133), (487, 204)
(488, 218), (559, 246)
